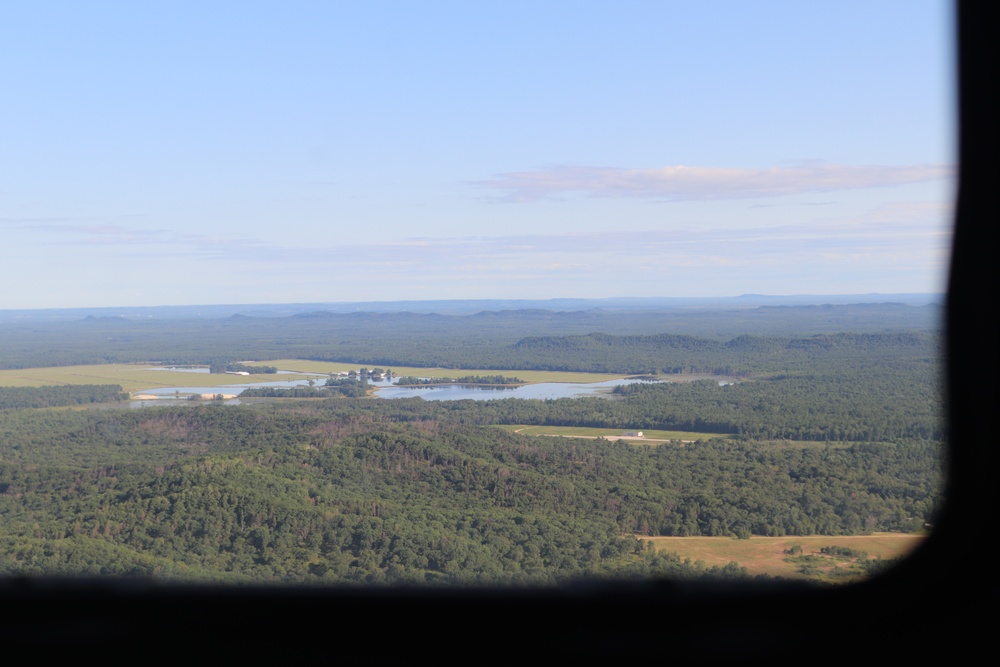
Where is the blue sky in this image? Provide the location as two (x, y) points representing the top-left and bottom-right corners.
(1, 1), (954, 308)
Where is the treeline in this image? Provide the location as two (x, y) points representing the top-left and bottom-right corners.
(207, 361), (278, 374)
(238, 386), (329, 399)
(608, 376), (941, 441)
(0, 402), (941, 583)
(291, 371), (940, 443)
(0, 384), (128, 409)
(494, 331), (936, 375)
(324, 378), (370, 397)
(232, 368), (942, 443)
(238, 379), (370, 399)
(305, 331), (938, 380)
(396, 375), (523, 386)
(0, 304), (938, 371)
(454, 375), (523, 384)
(395, 377), (440, 385)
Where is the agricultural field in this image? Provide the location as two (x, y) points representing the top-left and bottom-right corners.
(645, 534), (926, 581)
(0, 363), (313, 393)
(0, 360), (632, 394)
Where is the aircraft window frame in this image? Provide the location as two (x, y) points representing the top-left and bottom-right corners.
(0, 1), (986, 654)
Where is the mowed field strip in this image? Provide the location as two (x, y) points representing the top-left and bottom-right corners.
(644, 534), (926, 578)
(496, 424), (730, 443)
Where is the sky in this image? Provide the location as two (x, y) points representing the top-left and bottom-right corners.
(1, 1), (954, 309)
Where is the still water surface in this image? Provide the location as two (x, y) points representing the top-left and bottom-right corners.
(377, 378), (657, 401)
(130, 374), (735, 408)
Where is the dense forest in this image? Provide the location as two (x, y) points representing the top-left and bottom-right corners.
(0, 385), (129, 409)
(0, 403), (940, 584)
(0, 303), (944, 584)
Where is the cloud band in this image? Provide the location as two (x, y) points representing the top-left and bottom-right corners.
(478, 163), (954, 202)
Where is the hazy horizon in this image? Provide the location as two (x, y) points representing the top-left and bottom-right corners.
(0, 292), (944, 321)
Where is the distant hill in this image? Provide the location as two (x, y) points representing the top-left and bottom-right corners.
(0, 294), (943, 321)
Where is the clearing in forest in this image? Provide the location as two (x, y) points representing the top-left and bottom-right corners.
(497, 424), (729, 443)
(644, 534), (926, 580)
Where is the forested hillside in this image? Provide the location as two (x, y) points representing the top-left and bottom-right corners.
(0, 303), (937, 370)
(0, 399), (941, 584)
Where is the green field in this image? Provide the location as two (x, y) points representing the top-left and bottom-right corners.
(0, 364), (315, 393)
(497, 424), (731, 442)
(0, 360), (628, 394)
(645, 534), (926, 581)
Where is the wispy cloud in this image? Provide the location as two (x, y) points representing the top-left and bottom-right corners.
(10, 198), (949, 294)
(477, 163), (954, 202)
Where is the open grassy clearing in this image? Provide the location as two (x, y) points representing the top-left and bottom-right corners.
(0, 359), (730, 396)
(0, 360), (629, 393)
(497, 424), (730, 442)
(644, 534), (926, 580)
(0, 364), (315, 393)
(501, 426), (858, 450)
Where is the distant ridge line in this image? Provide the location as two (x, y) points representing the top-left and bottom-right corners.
(0, 294), (943, 321)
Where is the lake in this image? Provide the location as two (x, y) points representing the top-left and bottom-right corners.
(377, 377), (665, 400)
(130, 374), (736, 408)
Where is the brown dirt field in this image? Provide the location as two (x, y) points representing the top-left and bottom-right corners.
(643, 533), (927, 579)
